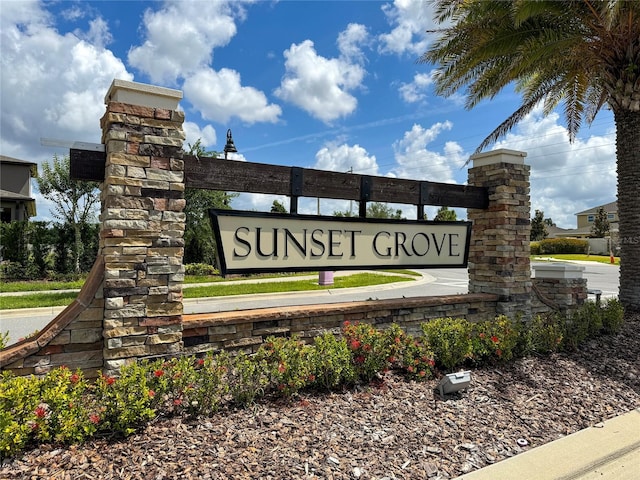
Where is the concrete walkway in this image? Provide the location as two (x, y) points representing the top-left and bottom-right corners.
(456, 408), (640, 480)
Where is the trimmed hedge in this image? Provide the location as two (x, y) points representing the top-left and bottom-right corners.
(531, 238), (588, 255)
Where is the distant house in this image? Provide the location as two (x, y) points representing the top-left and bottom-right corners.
(0, 155), (38, 222)
(575, 201), (618, 230)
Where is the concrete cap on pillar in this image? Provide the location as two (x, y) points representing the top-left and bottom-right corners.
(470, 149), (527, 168)
(533, 263), (585, 279)
(104, 79), (182, 110)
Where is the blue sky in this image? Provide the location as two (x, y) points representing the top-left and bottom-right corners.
(1, 0), (618, 227)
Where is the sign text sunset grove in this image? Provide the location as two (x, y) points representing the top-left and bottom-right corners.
(210, 210), (472, 275)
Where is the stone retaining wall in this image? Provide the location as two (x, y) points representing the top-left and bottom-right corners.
(181, 294), (499, 355)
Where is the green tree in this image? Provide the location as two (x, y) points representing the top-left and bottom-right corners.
(591, 207), (610, 238)
(36, 155), (99, 274)
(334, 202), (403, 219)
(531, 209), (549, 241)
(270, 200), (288, 213)
(434, 206), (457, 221)
(422, 1), (640, 310)
(184, 140), (237, 266)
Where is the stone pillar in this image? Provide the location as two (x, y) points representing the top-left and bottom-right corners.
(467, 149), (531, 319)
(100, 79), (186, 375)
(532, 263), (588, 314)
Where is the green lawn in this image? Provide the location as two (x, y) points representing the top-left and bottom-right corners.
(532, 254), (619, 265)
(0, 279), (85, 293)
(0, 272), (415, 310)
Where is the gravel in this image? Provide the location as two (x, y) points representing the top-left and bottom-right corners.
(2, 314), (639, 480)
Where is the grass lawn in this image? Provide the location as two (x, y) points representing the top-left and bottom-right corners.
(532, 254), (619, 265)
(0, 272), (415, 310)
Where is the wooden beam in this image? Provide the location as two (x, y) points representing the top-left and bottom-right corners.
(70, 149), (106, 182)
(69, 151), (488, 209)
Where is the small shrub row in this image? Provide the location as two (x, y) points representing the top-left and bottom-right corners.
(0, 298), (624, 459)
(184, 263), (219, 276)
(530, 238), (588, 255)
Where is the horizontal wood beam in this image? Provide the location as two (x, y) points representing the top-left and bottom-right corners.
(69, 150), (488, 209)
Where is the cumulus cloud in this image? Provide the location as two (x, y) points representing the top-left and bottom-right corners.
(275, 35), (367, 123)
(390, 122), (465, 184)
(314, 142), (379, 176)
(127, 0), (242, 85)
(378, 0), (439, 56)
(337, 23), (370, 62)
(0, 1), (132, 163)
(183, 68), (282, 124)
(183, 122), (218, 152)
(491, 106), (617, 228)
(398, 71), (435, 103)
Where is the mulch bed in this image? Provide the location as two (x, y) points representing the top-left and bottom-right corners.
(2, 314), (639, 480)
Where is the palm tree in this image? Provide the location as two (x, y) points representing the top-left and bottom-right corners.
(421, 0), (640, 311)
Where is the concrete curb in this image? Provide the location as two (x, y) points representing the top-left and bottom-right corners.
(455, 408), (640, 480)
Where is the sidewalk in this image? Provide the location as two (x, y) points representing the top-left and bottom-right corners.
(456, 408), (640, 480)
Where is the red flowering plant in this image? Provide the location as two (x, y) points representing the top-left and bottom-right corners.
(256, 335), (314, 397)
(93, 362), (155, 437)
(469, 315), (520, 365)
(398, 336), (436, 381)
(341, 321), (392, 383)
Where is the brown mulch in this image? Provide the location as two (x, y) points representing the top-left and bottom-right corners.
(2, 314), (639, 480)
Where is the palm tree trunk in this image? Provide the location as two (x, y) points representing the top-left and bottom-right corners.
(615, 109), (640, 312)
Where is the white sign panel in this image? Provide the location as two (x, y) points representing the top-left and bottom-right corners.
(210, 210), (471, 275)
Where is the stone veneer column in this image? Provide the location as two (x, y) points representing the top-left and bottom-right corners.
(100, 80), (186, 375)
(467, 149), (532, 319)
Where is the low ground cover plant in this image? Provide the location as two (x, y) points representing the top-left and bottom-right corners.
(0, 298), (624, 460)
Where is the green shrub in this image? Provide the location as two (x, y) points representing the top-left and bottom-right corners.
(256, 336), (314, 396)
(399, 336), (436, 380)
(421, 317), (472, 371)
(573, 301), (603, 338)
(536, 238), (588, 254)
(602, 298), (624, 334)
(0, 369), (95, 460)
(185, 263), (219, 276)
(226, 351), (268, 406)
(469, 316), (520, 365)
(522, 314), (564, 354)
(93, 364), (155, 437)
(309, 333), (356, 390)
(530, 241), (541, 255)
(342, 321), (392, 382)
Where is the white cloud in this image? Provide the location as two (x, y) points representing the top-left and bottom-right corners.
(127, 0), (242, 84)
(314, 142), (379, 175)
(80, 17), (113, 49)
(492, 106), (617, 228)
(183, 122), (218, 152)
(337, 23), (370, 62)
(398, 71), (435, 103)
(0, 2), (132, 160)
(183, 68), (282, 124)
(378, 0), (439, 56)
(390, 122), (464, 184)
(275, 39), (366, 124)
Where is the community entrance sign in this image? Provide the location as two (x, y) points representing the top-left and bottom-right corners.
(210, 210), (471, 275)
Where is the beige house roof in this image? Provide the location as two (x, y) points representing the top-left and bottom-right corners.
(575, 201), (617, 216)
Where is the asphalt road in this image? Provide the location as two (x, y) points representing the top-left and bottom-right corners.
(0, 262), (619, 346)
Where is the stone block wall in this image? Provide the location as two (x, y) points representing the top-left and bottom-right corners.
(531, 264), (589, 316)
(467, 150), (532, 320)
(0, 258), (105, 377)
(99, 81), (186, 375)
(181, 294), (499, 356)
